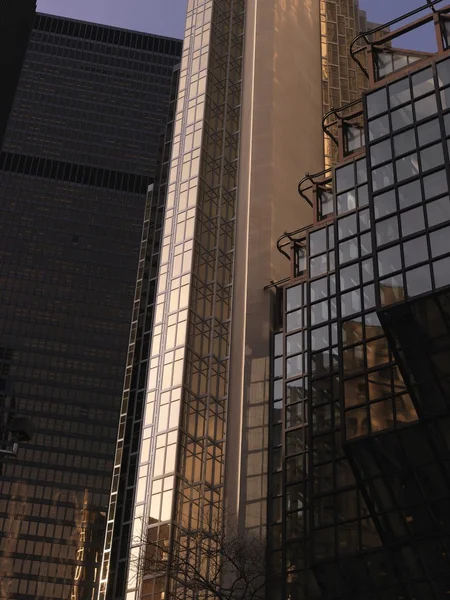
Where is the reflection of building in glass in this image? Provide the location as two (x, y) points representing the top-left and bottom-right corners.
(272, 4), (450, 598)
(0, 13), (181, 600)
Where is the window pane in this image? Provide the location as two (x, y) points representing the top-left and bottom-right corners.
(339, 239), (359, 264)
(311, 326), (329, 351)
(411, 67), (434, 98)
(338, 214), (357, 240)
(337, 189), (357, 214)
(362, 259), (374, 282)
(372, 163), (394, 191)
(420, 143), (444, 172)
(441, 87), (450, 110)
(310, 254), (328, 278)
(427, 197), (450, 227)
(359, 209), (371, 232)
(398, 179), (422, 209)
(369, 115), (390, 141)
(310, 277), (328, 302)
(340, 263), (360, 291)
(380, 275), (405, 306)
(363, 284), (376, 310)
(396, 153), (419, 182)
(286, 309), (302, 332)
(393, 129), (416, 156)
(356, 159), (367, 184)
(406, 265), (432, 297)
(274, 333), (283, 357)
(414, 94), (438, 120)
(336, 163), (355, 193)
(287, 355), (303, 379)
(401, 206), (425, 237)
(430, 226), (450, 257)
(374, 189), (396, 218)
(376, 216), (399, 245)
(367, 88), (388, 118)
(404, 235), (428, 267)
(424, 169), (447, 199)
(286, 403), (306, 428)
(358, 184), (369, 207)
(360, 233), (372, 256)
(286, 379), (307, 405)
(311, 300), (329, 326)
(310, 228), (327, 256)
(418, 118), (441, 146)
(433, 256), (450, 288)
(389, 77), (411, 107)
(341, 290), (362, 317)
(378, 245), (402, 276)
(286, 285), (302, 311)
(371, 139), (392, 166)
(391, 105), (414, 131)
(287, 332), (303, 357)
(437, 58), (450, 87)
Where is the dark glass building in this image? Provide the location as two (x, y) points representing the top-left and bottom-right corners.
(270, 4), (450, 599)
(0, 0), (36, 147)
(0, 13), (181, 600)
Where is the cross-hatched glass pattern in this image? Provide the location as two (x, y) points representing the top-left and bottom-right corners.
(0, 14), (181, 600)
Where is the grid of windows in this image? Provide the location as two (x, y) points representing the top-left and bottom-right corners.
(0, 14), (181, 600)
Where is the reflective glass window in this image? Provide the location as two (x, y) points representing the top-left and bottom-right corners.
(374, 189), (396, 218)
(391, 104), (414, 131)
(389, 77), (411, 107)
(310, 228), (327, 256)
(311, 326), (329, 351)
(286, 403), (306, 428)
(286, 379), (307, 405)
(376, 216), (399, 245)
(380, 275), (405, 305)
(359, 209), (371, 232)
(427, 196), (450, 227)
(420, 143), (445, 172)
(378, 245), (402, 276)
(287, 332), (303, 356)
(310, 277), (328, 302)
(274, 357), (283, 377)
(358, 184), (369, 207)
(371, 139), (392, 166)
(340, 263), (360, 291)
(360, 232), (372, 256)
(339, 238), (359, 264)
(411, 67), (434, 98)
(341, 290), (361, 317)
(287, 355), (303, 379)
(406, 265), (432, 297)
(337, 189), (357, 214)
(363, 284), (376, 310)
(369, 115), (390, 141)
(424, 169), (448, 199)
(310, 254), (328, 278)
(356, 159), (367, 184)
(430, 225), (450, 257)
(398, 179), (422, 209)
(274, 333), (283, 357)
(441, 86), (450, 110)
(338, 214), (357, 240)
(414, 94), (438, 120)
(393, 129), (416, 156)
(362, 259), (374, 283)
(372, 163), (394, 191)
(445, 112), (450, 136)
(336, 163), (355, 192)
(396, 152), (419, 182)
(433, 256), (450, 288)
(418, 118), (441, 146)
(311, 300), (329, 326)
(367, 88), (388, 118)
(286, 285), (302, 312)
(404, 235), (428, 267)
(401, 206), (425, 237)
(286, 309), (302, 332)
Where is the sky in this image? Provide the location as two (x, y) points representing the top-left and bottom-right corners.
(36, 0), (437, 41)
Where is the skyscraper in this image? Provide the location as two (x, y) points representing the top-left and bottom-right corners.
(0, 0), (36, 147)
(100, 1), (373, 599)
(272, 2), (450, 598)
(0, 14), (181, 600)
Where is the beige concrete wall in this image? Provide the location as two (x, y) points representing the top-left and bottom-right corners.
(225, 0), (324, 536)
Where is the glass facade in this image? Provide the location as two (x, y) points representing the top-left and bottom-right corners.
(271, 9), (450, 599)
(0, 14), (181, 600)
(0, 0), (36, 147)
